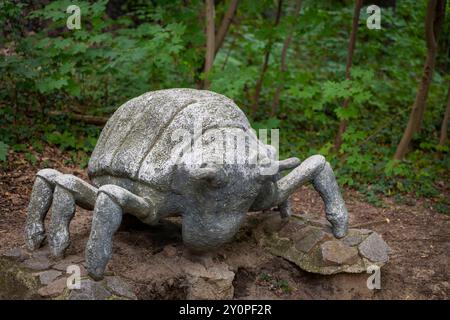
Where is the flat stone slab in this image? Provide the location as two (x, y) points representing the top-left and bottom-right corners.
(253, 212), (390, 274)
(37, 270), (62, 285)
(0, 213), (390, 299)
(0, 255), (41, 299)
(22, 256), (52, 271)
(358, 233), (391, 263)
(0, 245), (233, 300)
(105, 276), (137, 300)
(182, 261), (235, 300)
(38, 277), (67, 297)
(321, 241), (359, 266)
(3, 247), (30, 262)
(52, 255), (84, 271)
(67, 279), (112, 300)
(294, 227), (332, 253)
(0, 247), (137, 300)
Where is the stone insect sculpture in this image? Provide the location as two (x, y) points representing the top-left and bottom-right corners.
(25, 89), (348, 280)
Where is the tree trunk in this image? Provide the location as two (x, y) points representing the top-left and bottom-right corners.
(413, 0), (446, 133)
(439, 83), (450, 146)
(214, 0), (239, 56)
(333, 0), (363, 152)
(251, 0), (283, 115)
(394, 0), (445, 160)
(270, 0), (303, 117)
(203, 0), (215, 89)
(221, 34), (237, 70)
(48, 111), (108, 125)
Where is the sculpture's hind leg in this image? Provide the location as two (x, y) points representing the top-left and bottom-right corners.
(276, 155), (348, 238)
(86, 185), (155, 280)
(25, 169), (98, 256)
(47, 174), (97, 258)
(25, 169), (60, 250)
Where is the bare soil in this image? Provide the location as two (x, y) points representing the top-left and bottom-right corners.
(1, 145), (449, 299)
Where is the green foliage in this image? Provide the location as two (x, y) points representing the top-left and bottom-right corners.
(258, 272), (273, 282)
(1, 0), (189, 115)
(434, 201), (448, 215)
(276, 279), (292, 294)
(0, 0), (449, 203)
(0, 141), (8, 162)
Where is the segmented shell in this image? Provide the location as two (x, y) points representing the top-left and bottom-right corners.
(88, 88), (250, 190)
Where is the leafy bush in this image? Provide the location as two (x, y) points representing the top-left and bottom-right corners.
(0, 0), (448, 202)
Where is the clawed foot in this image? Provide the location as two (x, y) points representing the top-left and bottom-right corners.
(48, 229), (71, 259)
(25, 222), (46, 250)
(326, 202), (348, 238)
(278, 199), (293, 219)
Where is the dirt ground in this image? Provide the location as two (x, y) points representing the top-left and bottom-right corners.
(1, 145), (449, 299)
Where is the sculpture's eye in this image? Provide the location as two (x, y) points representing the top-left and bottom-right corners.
(188, 165), (229, 188)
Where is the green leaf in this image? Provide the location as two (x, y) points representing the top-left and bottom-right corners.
(0, 141), (9, 162)
(322, 80), (351, 102)
(335, 105), (359, 120)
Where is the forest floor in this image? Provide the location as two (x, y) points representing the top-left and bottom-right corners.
(0, 145), (449, 299)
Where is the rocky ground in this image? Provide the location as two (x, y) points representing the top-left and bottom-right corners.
(0, 146), (449, 299)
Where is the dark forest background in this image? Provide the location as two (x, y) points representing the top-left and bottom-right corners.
(0, 0), (449, 211)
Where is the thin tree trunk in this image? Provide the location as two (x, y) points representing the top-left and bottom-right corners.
(270, 0), (303, 117)
(413, 0), (446, 133)
(251, 50), (270, 114)
(203, 0), (215, 89)
(48, 111), (108, 125)
(439, 83), (450, 145)
(394, 0), (445, 160)
(221, 16), (242, 70)
(333, 0), (363, 152)
(214, 0), (239, 56)
(221, 35), (237, 70)
(251, 0), (283, 114)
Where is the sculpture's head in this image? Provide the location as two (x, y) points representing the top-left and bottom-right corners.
(174, 162), (269, 251)
(171, 128), (276, 252)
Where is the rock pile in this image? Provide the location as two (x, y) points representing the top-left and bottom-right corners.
(0, 247), (136, 300)
(0, 213), (390, 299)
(253, 213), (391, 274)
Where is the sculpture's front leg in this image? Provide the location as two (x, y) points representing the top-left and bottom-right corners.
(276, 155), (348, 238)
(86, 185), (155, 280)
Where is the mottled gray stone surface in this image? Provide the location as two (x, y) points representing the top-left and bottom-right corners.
(3, 247), (30, 262)
(321, 241), (359, 266)
(67, 279), (112, 300)
(22, 256), (52, 270)
(38, 270), (62, 285)
(183, 261), (235, 300)
(1, 247), (141, 300)
(52, 255), (84, 271)
(358, 233), (390, 263)
(105, 276), (137, 300)
(343, 233), (368, 247)
(25, 88), (350, 280)
(294, 227), (332, 253)
(254, 212), (390, 274)
(38, 277), (67, 297)
(89, 89), (251, 189)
